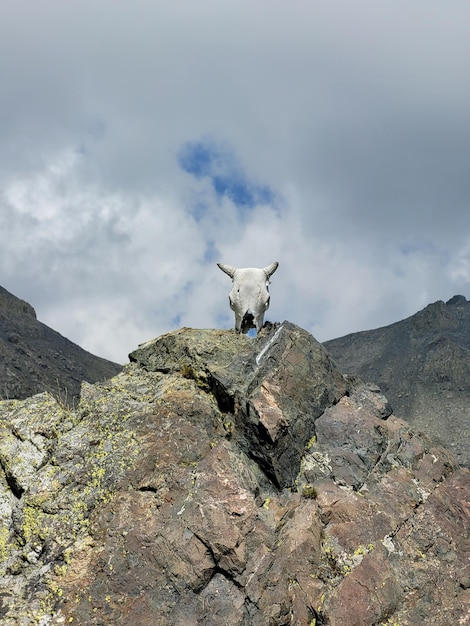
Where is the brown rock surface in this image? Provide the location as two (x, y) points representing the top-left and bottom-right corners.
(0, 323), (468, 625)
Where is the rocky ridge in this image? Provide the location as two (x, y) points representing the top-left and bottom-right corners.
(0, 285), (122, 404)
(0, 322), (468, 625)
(324, 295), (470, 466)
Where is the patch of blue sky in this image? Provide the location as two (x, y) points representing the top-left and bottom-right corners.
(179, 141), (215, 178)
(203, 240), (219, 264)
(212, 175), (275, 208)
(215, 311), (233, 330)
(172, 313), (182, 327)
(399, 241), (444, 258)
(178, 139), (276, 210)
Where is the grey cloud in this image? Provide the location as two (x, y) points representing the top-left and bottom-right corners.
(1, 1), (470, 360)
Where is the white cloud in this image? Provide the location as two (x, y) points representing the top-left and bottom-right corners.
(450, 242), (470, 286)
(1, 1), (470, 362)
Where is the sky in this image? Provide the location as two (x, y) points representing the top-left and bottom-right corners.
(1, 1), (470, 363)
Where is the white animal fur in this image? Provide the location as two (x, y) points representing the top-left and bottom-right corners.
(217, 262), (279, 333)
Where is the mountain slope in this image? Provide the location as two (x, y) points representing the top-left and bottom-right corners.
(0, 285), (122, 404)
(324, 295), (470, 466)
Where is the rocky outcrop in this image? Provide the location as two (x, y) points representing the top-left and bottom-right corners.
(0, 323), (468, 625)
(324, 295), (470, 466)
(0, 285), (122, 404)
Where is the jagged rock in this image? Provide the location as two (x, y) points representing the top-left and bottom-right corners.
(129, 323), (348, 488)
(324, 295), (470, 466)
(0, 323), (468, 625)
(0, 285), (122, 404)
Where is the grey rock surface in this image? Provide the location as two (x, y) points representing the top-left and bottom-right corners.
(129, 322), (348, 488)
(324, 295), (470, 466)
(0, 323), (468, 625)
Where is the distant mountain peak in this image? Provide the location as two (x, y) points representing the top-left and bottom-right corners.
(446, 293), (468, 306)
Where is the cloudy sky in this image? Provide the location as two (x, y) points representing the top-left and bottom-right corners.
(1, 1), (470, 363)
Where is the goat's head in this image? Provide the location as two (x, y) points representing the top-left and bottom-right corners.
(217, 262), (279, 333)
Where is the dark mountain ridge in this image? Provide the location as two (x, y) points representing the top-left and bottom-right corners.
(0, 285), (122, 404)
(324, 294), (470, 466)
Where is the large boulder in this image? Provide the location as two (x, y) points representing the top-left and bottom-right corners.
(129, 322), (348, 488)
(0, 323), (468, 625)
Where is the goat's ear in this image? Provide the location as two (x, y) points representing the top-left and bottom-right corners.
(217, 263), (237, 278)
(263, 262), (279, 278)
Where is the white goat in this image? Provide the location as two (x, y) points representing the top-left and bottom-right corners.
(217, 262), (279, 333)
